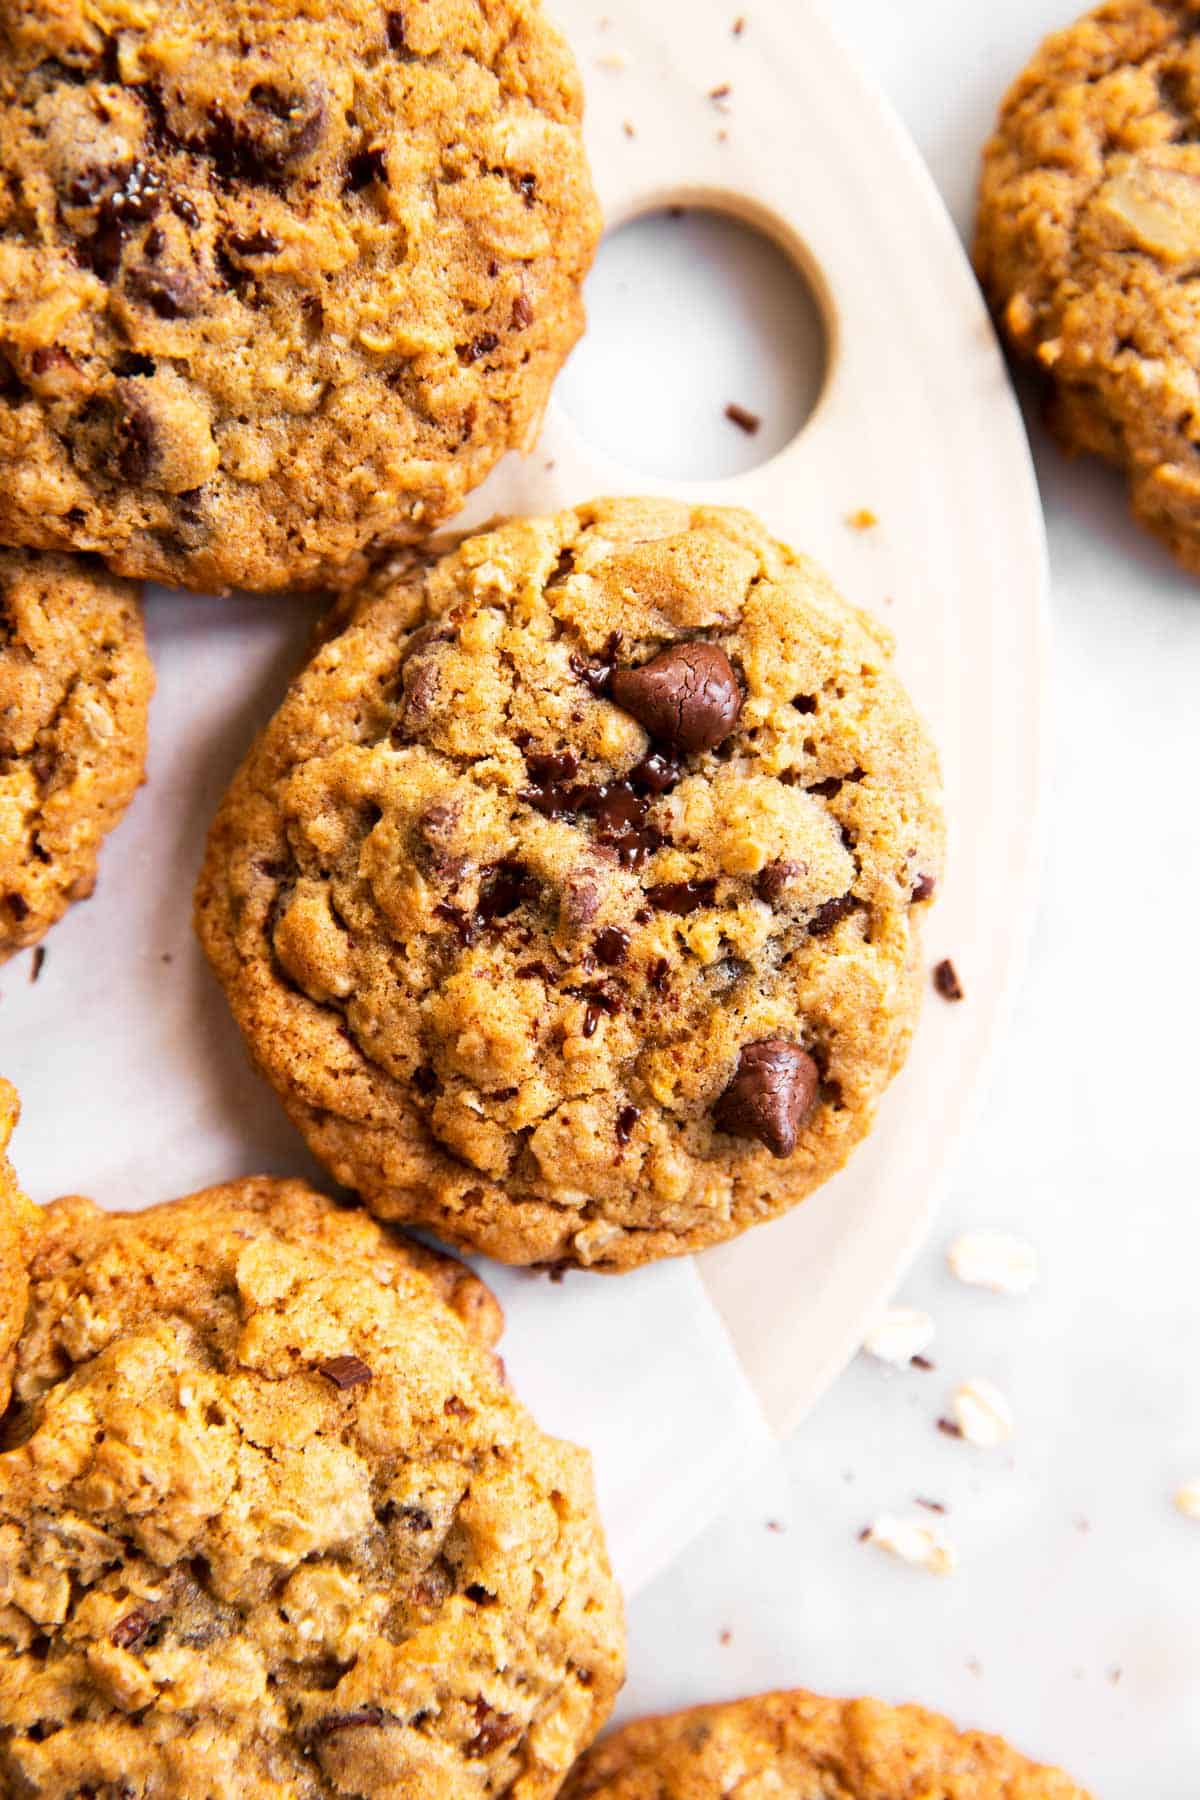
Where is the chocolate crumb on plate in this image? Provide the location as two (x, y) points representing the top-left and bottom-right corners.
(725, 402), (761, 435)
(933, 958), (965, 1001)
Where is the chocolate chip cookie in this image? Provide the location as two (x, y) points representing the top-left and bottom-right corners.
(561, 1689), (1093, 1800)
(195, 499), (944, 1270)
(0, 3), (599, 593)
(976, 0), (1200, 573)
(0, 1159), (624, 1799)
(0, 549), (152, 958)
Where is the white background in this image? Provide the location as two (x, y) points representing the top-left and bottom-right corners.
(615, 3), (1200, 1793)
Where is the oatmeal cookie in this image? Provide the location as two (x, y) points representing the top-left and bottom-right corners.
(0, 1), (599, 592)
(562, 1689), (1092, 1800)
(976, 0), (1200, 572)
(0, 1166), (623, 1800)
(0, 549), (152, 957)
(195, 499), (944, 1270)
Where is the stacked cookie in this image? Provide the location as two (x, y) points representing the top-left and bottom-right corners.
(0, 0), (1122, 1793)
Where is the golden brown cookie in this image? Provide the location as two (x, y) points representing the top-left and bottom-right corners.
(195, 499), (944, 1271)
(0, 1166), (624, 1799)
(976, 0), (1200, 573)
(0, 1), (599, 593)
(0, 1080), (39, 1416)
(561, 1689), (1093, 1800)
(0, 549), (152, 957)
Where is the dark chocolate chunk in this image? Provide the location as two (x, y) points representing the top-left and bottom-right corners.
(458, 331), (500, 366)
(386, 10), (408, 51)
(629, 747), (682, 794)
(911, 872), (937, 903)
(510, 292), (534, 330)
(593, 927), (629, 966)
(570, 633), (621, 697)
(525, 749), (579, 787)
(615, 1104), (640, 1145)
(609, 643), (742, 755)
(346, 146), (388, 191)
(933, 958), (964, 1001)
(713, 1039), (819, 1158)
(646, 879), (717, 916)
(319, 1354), (373, 1390)
(478, 862), (539, 925)
(807, 893), (855, 937)
(467, 1699), (521, 1757)
(757, 860), (803, 905)
(310, 1708), (387, 1740)
(126, 261), (201, 319)
(225, 227), (281, 257)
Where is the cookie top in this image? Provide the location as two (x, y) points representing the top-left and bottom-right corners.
(195, 499), (943, 1270)
(0, 549), (152, 957)
(0, 1173), (623, 1800)
(0, 2), (599, 593)
(975, 0), (1200, 572)
(561, 1690), (1093, 1800)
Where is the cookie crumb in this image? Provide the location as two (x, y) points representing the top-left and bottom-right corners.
(910, 1353), (936, 1372)
(160, 952), (173, 965)
(623, 119), (636, 138)
(766, 1518), (786, 1534)
(29, 946), (45, 983)
(719, 1628), (733, 1646)
(709, 82), (733, 104)
(725, 401), (761, 435)
(936, 1417), (963, 1440)
(933, 957), (964, 1001)
(966, 1656), (983, 1677)
(733, 15), (747, 34)
(597, 50), (629, 70)
(1108, 1666), (1123, 1685)
(846, 508), (879, 531)
(915, 1496), (948, 1514)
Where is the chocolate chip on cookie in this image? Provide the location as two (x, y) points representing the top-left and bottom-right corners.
(713, 1040), (820, 1158)
(609, 643), (743, 753)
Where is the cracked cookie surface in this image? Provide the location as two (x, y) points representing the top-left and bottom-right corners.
(0, 0), (599, 593)
(0, 1172), (623, 1800)
(561, 1689), (1093, 1800)
(195, 499), (943, 1270)
(976, 0), (1200, 573)
(0, 549), (152, 958)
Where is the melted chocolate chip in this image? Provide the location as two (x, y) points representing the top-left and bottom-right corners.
(467, 1700), (521, 1757)
(526, 749), (579, 787)
(202, 83), (326, 187)
(615, 1104), (640, 1145)
(581, 1003), (600, 1039)
(386, 10), (409, 50)
(434, 902), (476, 947)
(911, 872), (937, 903)
(478, 862), (539, 924)
(571, 633), (621, 697)
(225, 227), (281, 257)
(610, 643), (743, 754)
(590, 784), (663, 868)
(126, 262), (200, 319)
(807, 894), (856, 937)
(649, 957), (670, 992)
(647, 879), (717, 916)
(713, 1040), (820, 1158)
(319, 1354), (372, 1390)
(346, 146), (388, 190)
(310, 1708), (387, 1740)
(757, 860), (803, 905)
(458, 331), (500, 366)
(791, 694), (817, 714)
(629, 748), (682, 794)
(593, 927), (629, 966)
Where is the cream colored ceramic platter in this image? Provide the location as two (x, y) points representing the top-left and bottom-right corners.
(0, 0), (1048, 1586)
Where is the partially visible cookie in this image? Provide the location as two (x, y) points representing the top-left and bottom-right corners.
(0, 550), (152, 957)
(0, 1079), (39, 1415)
(976, 0), (1200, 573)
(562, 1689), (1093, 1799)
(0, 1169), (623, 1799)
(195, 499), (943, 1271)
(0, 0), (599, 592)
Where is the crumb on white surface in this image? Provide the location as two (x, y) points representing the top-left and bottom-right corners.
(953, 1377), (1015, 1449)
(862, 1306), (936, 1368)
(863, 1514), (958, 1575)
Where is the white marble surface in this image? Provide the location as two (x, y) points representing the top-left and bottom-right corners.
(620, 4), (1200, 1793)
